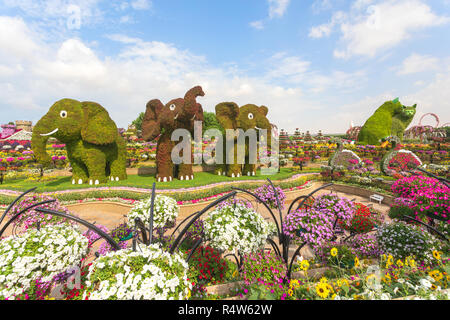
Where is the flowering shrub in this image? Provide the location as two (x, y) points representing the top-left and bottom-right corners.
(216, 197), (253, 210)
(182, 219), (204, 248)
(8, 195), (75, 232)
(346, 233), (381, 258)
(311, 194), (355, 227)
(83, 224), (109, 246)
(283, 208), (334, 247)
(330, 149), (361, 169)
(377, 222), (439, 263)
(391, 175), (443, 199)
(127, 195), (179, 230)
(242, 250), (287, 286)
(386, 150), (422, 174)
(203, 204), (274, 254)
(340, 203), (378, 234)
(188, 245), (229, 285)
(253, 184), (286, 210)
(314, 243), (358, 269)
(391, 176), (450, 222)
(82, 244), (191, 300)
(0, 224), (89, 299)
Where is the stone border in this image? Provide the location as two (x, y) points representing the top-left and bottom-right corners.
(323, 183), (395, 206)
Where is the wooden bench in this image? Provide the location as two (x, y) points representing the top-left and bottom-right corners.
(369, 194), (384, 204)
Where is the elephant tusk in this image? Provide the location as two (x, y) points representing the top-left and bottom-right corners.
(174, 113), (179, 120)
(40, 128), (59, 136)
(191, 114), (196, 121)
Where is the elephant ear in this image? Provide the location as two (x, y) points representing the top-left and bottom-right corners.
(259, 105), (269, 116)
(142, 99), (163, 141)
(81, 102), (117, 145)
(215, 102), (239, 129)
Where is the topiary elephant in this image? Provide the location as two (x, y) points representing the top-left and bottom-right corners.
(31, 98), (127, 185)
(142, 86), (205, 182)
(214, 102), (272, 177)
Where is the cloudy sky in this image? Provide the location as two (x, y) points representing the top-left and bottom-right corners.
(0, 0), (449, 133)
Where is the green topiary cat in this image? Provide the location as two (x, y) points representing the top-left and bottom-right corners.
(357, 98), (416, 145)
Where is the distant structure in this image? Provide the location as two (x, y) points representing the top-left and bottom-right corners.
(0, 121), (33, 150)
(15, 120), (33, 132)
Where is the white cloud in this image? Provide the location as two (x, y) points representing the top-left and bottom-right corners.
(268, 0), (290, 19)
(309, 11), (346, 38)
(309, 0), (450, 59)
(249, 20), (264, 30)
(2, 0), (104, 25)
(131, 0), (151, 10)
(250, 0), (290, 29)
(397, 53), (439, 75)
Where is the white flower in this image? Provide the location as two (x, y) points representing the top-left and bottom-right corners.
(419, 279), (432, 289)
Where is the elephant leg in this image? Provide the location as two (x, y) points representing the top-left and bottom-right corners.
(214, 163), (227, 176)
(156, 134), (174, 182)
(85, 150), (107, 185)
(71, 160), (89, 185)
(109, 141), (127, 182)
(226, 143), (242, 177)
(214, 137), (227, 176)
(178, 163), (194, 181)
(243, 163), (256, 176)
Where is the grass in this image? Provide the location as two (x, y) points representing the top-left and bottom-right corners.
(0, 168), (307, 193)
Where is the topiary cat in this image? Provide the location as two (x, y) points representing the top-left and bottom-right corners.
(357, 98), (416, 145)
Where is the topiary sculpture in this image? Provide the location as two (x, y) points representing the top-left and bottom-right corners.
(214, 102), (273, 177)
(357, 98), (416, 145)
(31, 99), (127, 185)
(141, 86), (205, 182)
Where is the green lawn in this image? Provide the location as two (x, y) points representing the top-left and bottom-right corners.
(0, 168), (311, 193)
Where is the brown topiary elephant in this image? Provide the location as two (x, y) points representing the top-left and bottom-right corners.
(142, 86), (204, 182)
(215, 102), (272, 177)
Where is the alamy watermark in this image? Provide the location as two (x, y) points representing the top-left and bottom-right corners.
(170, 121), (279, 175)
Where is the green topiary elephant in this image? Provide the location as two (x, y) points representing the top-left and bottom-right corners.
(357, 98), (416, 145)
(31, 98), (127, 185)
(214, 102), (272, 177)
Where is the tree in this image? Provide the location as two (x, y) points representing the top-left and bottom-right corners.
(132, 112), (145, 131)
(202, 111), (223, 135)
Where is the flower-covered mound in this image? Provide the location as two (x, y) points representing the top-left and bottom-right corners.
(127, 195), (179, 230)
(82, 244), (191, 300)
(204, 203), (274, 254)
(0, 224), (89, 299)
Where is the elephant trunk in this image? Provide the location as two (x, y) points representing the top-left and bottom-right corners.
(31, 117), (53, 167)
(183, 86), (205, 121)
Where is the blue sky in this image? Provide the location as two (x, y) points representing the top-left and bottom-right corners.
(0, 0), (449, 133)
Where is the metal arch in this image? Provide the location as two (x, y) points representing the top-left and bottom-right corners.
(0, 187), (37, 226)
(35, 208), (121, 250)
(419, 113), (440, 128)
(0, 199), (56, 238)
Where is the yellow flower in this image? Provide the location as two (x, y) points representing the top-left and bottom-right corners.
(290, 279), (300, 289)
(429, 270), (443, 282)
(185, 289), (191, 299)
(354, 257), (360, 268)
(396, 259), (404, 267)
(432, 250), (441, 260)
(386, 255), (394, 268)
(319, 277), (328, 284)
(330, 247), (338, 257)
(287, 289), (294, 296)
(316, 282), (331, 299)
(336, 278), (349, 287)
(299, 260), (310, 271)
